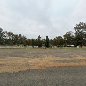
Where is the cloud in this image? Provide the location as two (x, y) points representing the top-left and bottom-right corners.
(0, 0), (86, 38)
(70, 0), (86, 26)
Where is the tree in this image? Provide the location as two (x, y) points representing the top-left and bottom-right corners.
(64, 31), (75, 46)
(31, 39), (35, 48)
(74, 22), (86, 47)
(45, 36), (50, 48)
(0, 28), (4, 45)
(6, 32), (14, 45)
(53, 36), (64, 47)
(37, 35), (42, 48)
(26, 39), (32, 46)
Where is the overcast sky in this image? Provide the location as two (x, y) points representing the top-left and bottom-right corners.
(0, 0), (86, 38)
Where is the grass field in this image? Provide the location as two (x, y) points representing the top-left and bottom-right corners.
(0, 47), (86, 86)
(0, 47), (86, 73)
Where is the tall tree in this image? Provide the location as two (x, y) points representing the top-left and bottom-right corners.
(53, 36), (64, 47)
(37, 35), (42, 48)
(74, 22), (86, 47)
(0, 28), (4, 45)
(45, 36), (50, 48)
(64, 31), (75, 46)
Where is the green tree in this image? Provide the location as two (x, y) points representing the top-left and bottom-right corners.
(37, 35), (42, 48)
(45, 36), (50, 48)
(53, 36), (64, 47)
(64, 31), (75, 47)
(74, 22), (86, 47)
(0, 28), (4, 45)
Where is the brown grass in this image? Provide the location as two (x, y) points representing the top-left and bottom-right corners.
(0, 56), (86, 73)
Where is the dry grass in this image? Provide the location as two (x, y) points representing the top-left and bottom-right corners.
(0, 56), (86, 73)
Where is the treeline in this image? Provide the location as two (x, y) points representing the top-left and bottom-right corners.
(0, 22), (86, 48)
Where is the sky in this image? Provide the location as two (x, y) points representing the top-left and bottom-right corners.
(0, 0), (86, 39)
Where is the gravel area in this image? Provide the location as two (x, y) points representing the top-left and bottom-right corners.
(0, 67), (86, 86)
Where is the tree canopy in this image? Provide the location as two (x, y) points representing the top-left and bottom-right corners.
(0, 22), (86, 48)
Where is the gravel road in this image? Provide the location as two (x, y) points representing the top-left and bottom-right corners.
(0, 67), (86, 86)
